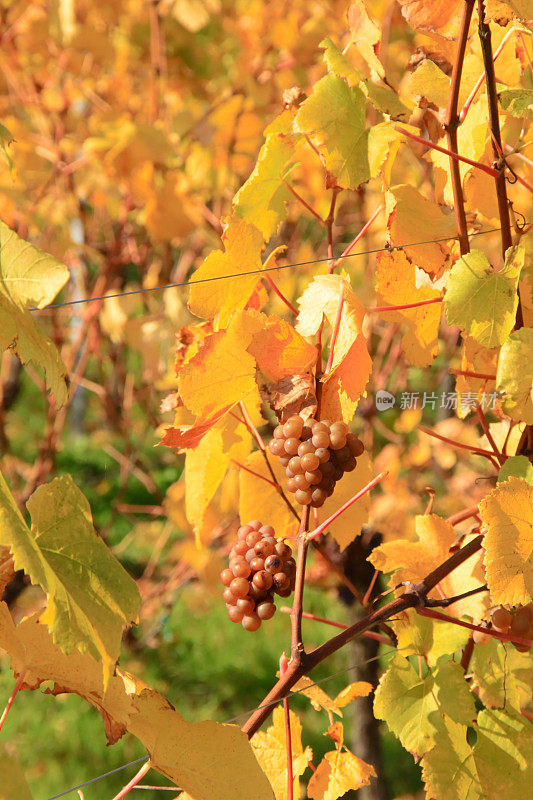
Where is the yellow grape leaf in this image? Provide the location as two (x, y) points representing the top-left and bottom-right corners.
(465, 168), (500, 224)
(252, 706), (312, 800)
(375, 250), (442, 367)
(185, 414), (250, 544)
(0, 605), (273, 800)
(0, 472), (140, 684)
(394, 608), (470, 667)
(233, 111), (299, 240)
(386, 185), (456, 275)
(369, 516), (488, 622)
(308, 749), (376, 800)
(239, 450), (299, 540)
(444, 246), (523, 348)
(374, 656), (476, 757)
(470, 636), (533, 712)
(346, 1), (384, 79)
(333, 681), (372, 708)
(0, 221), (70, 405)
(321, 37), (362, 87)
(497, 455), (533, 485)
(496, 328), (533, 424)
(420, 717), (480, 800)
(248, 315), (316, 382)
(479, 477), (533, 606)
(179, 328), (257, 423)
(396, 0), (462, 37)
(318, 452), (374, 551)
(291, 675), (343, 717)
(188, 216), (264, 327)
(0, 747), (33, 800)
(406, 59), (450, 108)
(455, 336), (498, 419)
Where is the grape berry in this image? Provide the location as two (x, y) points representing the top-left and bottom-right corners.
(474, 604), (533, 650)
(221, 520), (296, 630)
(268, 415), (364, 507)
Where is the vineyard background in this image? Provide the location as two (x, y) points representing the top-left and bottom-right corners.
(0, 1), (532, 799)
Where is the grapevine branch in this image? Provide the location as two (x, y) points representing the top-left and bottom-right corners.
(242, 534), (483, 737)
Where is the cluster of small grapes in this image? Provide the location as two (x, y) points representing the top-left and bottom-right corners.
(267, 415), (364, 507)
(220, 520), (296, 631)
(473, 603), (533, 651)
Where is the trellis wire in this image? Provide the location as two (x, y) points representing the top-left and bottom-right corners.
(33, 225), (508, 312)
(46, 646), (401, 799)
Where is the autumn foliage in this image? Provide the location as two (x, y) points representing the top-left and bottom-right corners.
(0, 1), (533, 799)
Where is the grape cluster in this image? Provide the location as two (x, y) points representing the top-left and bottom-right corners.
(267, 415), (364, 507)
(473, 604), (533, 651)
(220, 520), (296, 631)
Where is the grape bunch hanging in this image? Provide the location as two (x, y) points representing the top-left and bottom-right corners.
(220, 520), (296, 631)
(268, 415), (364, 507)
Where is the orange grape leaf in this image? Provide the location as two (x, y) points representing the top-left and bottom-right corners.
(0, 472), (140, 686)
(248, 315), (317, 382)
(320, 334), (372, 423)
(290, 675), (343, 717)
(369, 515), (488, 621)
(386, 185), (456, 276)
(333, 681), (373, 708)
(145, 172), (203, 243)
(188, 216), (264, 327)
(375, 250), (442, 367)
(479, 477), (533, 606)
(396, 0), (462, 38)
(308, 749), (376, 800)
(0, 605), (273, 800)
(325, 721), (344, 746)
(252, 706), (312, 800)
(239, 450), (299, 540)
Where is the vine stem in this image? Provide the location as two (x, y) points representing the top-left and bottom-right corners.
(445, 0), (475, 254)
(306, 472), (388, 541)
(230, 459), (278, 488)
(418, 425), (505, 460)
(279, 654), (294, 800)
(395, 126), (499, 178)
(449, 368), (496, 380)
(417, 607), (533, 648)
(264, 273), (298, 315)
(477, 0), (513, 256)
(446, 504), (480, 526)
(459, 23), (518, 122)
(0, 669), (26, 734)
(369, 296), (443, 313)
(333, 204), (382, 270)
(475, 403), (505, 465)
(283, 180), (324, 224)
(242, 534), (483, 737)
(109, 761), (151, 800)
(291, 506), (310, 659)
(279, 607), (390, 643)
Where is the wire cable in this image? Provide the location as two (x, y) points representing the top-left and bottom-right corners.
(45, 646), (399, 799)
(33, 225), (506, 312)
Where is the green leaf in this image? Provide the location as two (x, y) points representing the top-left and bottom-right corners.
(294, 75), (369, 189)
(0, 123), (14, 171)
(373, 655), (476, 757)
(321, 37), (362, 87)
(444, 246), (523, 348)
(475, 708), (533, 799)
(0, 472), (141, 685)
(233, 111), (299, 240)
(497, 455), (533, 485)
(421, 717), (481, 800)
(496, 327), (533, 423)
(0, 221), (70, 404)
(394, 609), (469, 668)
(498, 89), (533, 120)
(470, 638), (532, 712)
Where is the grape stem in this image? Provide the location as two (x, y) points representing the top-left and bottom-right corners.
(306, 471), (388, 541)
(283, 180), (325, 225)
(291, 506), (310, 659)
(395, 125), (499, 178)
(417, 606), (533, 648)
(333, 204), (382, 271)
(0, 669), (26, 734)
(264, 273), (298, 315)
(109, 760), (151, 800)
(369, 296), (443, 313)
(279, 653), (294, 800)
(475, 403), (505, 466)
(279, 606), (390, 644)
(448, 368), (496, 381)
